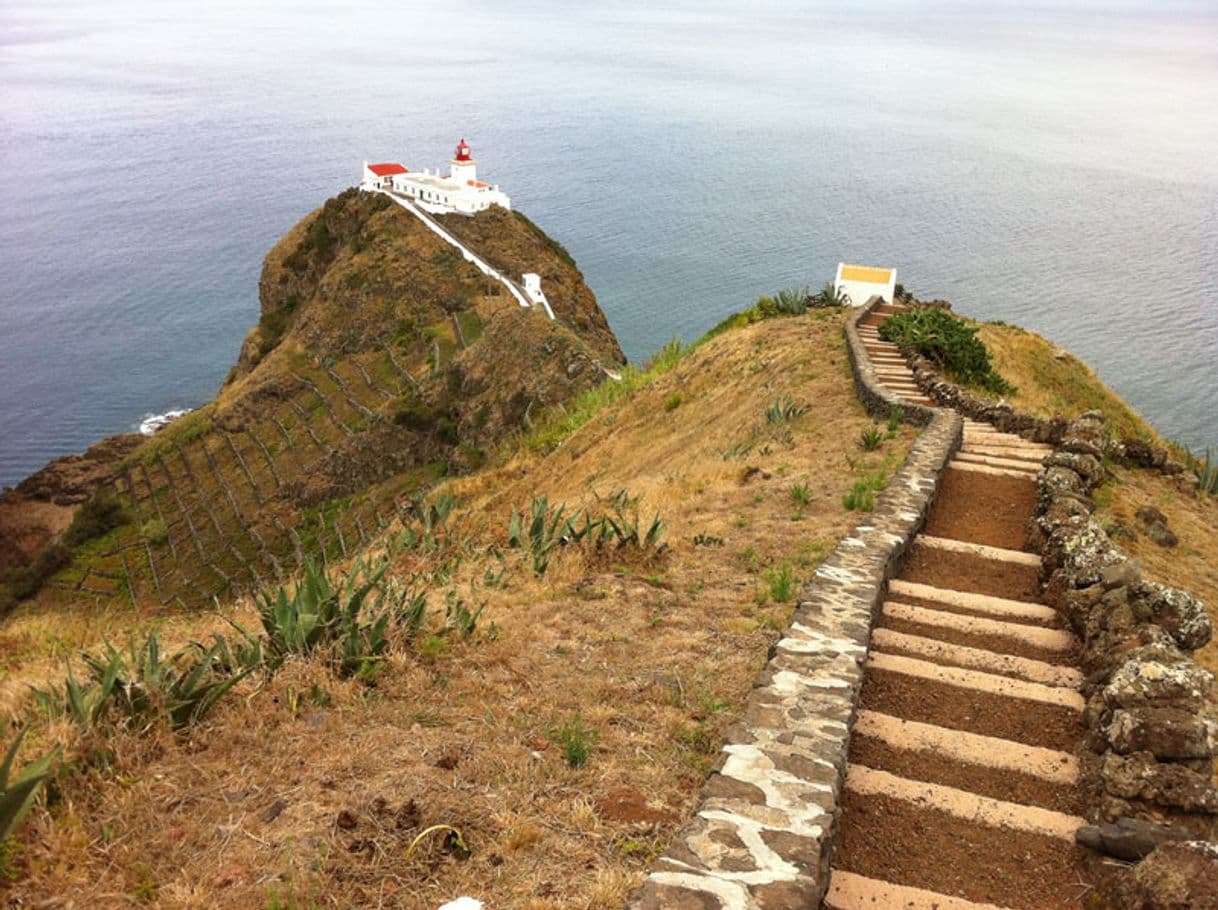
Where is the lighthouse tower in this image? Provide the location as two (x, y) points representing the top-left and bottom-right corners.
(450, 138), (477, 185)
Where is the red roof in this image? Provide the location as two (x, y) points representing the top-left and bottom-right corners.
(368, 163), (407, 177)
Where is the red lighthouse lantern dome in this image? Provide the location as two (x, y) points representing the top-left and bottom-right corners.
(455, 138), (472, 162)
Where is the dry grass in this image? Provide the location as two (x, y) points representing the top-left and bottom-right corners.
(1094, 466), (1218, 679)
(977, 322), (1160, 444)
(4, 311), (916, 907)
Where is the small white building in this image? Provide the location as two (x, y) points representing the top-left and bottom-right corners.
(834, 263), (897, 307)
(361, 139), (511, 216)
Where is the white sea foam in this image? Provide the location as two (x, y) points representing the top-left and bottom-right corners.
(139, 409), (192, 436)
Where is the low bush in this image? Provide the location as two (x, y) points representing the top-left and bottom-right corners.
(3, 543), (71, 602)
(858, 425), (884, 452)
(63, 493), (130, 548)
(879, 308), (1014, 395)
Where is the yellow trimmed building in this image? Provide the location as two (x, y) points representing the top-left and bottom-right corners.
(834, 263), (897, 307)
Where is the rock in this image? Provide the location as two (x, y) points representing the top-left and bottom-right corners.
(1133, 582), (1212, 651)
(1044, 451), (1104, 489)
(1102, 660), (1213, 711)
(259, 798), (289, 823)
(1101, 752), (1218, 814)
(1120, 841), (1218, 909)
(1076, 816), (1191, 861)
(1106, 707), (1214, 760)
(1101, 561), (1142, 591)
(1136, 506), (1179, 548)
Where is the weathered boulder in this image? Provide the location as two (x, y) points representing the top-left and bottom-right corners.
(1101, 752), (1218, 815)
(1076, 816), (1191, 861)
(1102, 660), (1213, 712)
(1106, 707), (1214, 761)
(1110, 841), (1218, 909)
(1044, 451), (1105, 489)
(1130, 582), (1212, 651)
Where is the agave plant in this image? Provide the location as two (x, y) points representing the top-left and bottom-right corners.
(508, 496), (584, 575)
(29, 658), (121, 730)
(256, 559), (403, 678)
(81, 633), (253, 730)
(1185, 447), (1218, 496)
(0, 728), (57, 842)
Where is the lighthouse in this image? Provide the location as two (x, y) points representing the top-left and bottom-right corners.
(450, 138), (477, 185)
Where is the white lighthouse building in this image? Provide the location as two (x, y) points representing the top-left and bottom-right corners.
(361, 139), (511, 216)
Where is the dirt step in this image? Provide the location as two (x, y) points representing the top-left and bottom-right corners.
(916, 534), (1042, 568)
(881, 601), (1077, 662)
(853, 710), (1079, 785)
(955, 450), (1042, 472)
(866, 653), (1084, 713)
(899, 545), (1044, 603)
(962, 445), (1048, 464)
(950, 460), (1040, 481)
(889, 580), (1057, 623)
(860, 663), (1082, 752)
(830, 790), (1092, 910)
(871, 627), (1082, 687)
(826, 870), (1016, 910)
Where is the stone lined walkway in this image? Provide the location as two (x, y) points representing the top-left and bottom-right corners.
(825, 309), (1094, 908)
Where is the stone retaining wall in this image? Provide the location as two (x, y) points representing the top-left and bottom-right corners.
(626, 303), (962, 909)
(1028, 411), (1218, 902)
(843, 299), (937, 427)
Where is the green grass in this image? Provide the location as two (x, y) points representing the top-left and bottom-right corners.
(525, 339), (693, 452)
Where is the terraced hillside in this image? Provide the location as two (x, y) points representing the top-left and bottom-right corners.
(4, 189), (624, 615)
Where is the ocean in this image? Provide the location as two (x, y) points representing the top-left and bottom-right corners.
(2, 0), (1216, 488)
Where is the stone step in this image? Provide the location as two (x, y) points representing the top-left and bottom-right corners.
(866, 652), (1085, 711)
(915, 534), (1043, 568)
(852, 709), (1080, 784)
(889, 580), (1056, 624)
(844, 765), (1085, 840)
(954, 450), (1042, 472)
(870, 628), (1082, 688)
(882, 601), (1077, 653)
(950, 460), (1038, 481)
(826, 870), (1016, 910)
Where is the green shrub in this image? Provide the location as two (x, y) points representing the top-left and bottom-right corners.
(859, 425), (884, 452)
(86, 634), (252, 730)
(3, 544), (71, 602)
(663, 392), (683, 412)
(879, 309), (1014, 395)
(765, 396), (807, 424)
(790, 483), (812, 507)
(557, 713), (596, 769)
(30, 632), (252, 732)
(64, 493), (129, 548)
(140, 518), (168, 546)
(763, 563), (797, 602)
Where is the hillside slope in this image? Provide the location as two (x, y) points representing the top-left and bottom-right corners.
(0, 191), (623, 619)
(4, 307), (917, 907)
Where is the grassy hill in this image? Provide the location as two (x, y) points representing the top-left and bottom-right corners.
(1, 306), (916, 907)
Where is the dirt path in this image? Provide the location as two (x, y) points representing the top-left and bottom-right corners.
(825, 312), (1094, 908)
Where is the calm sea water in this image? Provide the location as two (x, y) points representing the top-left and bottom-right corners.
(2, 0), (1216, 487)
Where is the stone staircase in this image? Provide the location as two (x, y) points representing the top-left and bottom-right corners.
(824, 309), (1091, 908)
